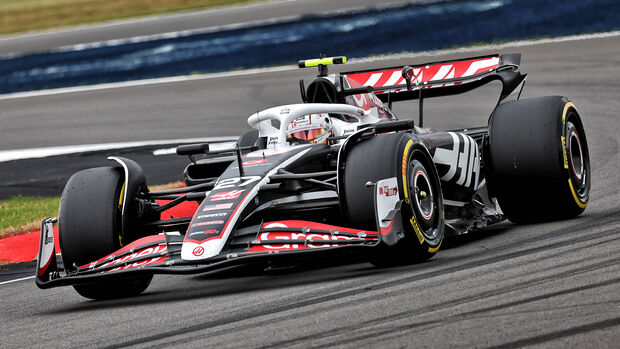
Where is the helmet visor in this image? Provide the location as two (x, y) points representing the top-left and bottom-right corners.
(291, 128), (324, 142)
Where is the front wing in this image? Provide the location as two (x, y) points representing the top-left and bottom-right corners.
(35, 178), (404, 288)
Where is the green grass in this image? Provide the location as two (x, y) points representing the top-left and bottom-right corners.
(0, 196), (60, 238)
(0, 182), (182, 239)
(0, 0), (264, 35)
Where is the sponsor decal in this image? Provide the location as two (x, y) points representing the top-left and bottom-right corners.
(196, 212), (228, 219)
(203, 220), (224, 225)
(210, 190), (244, 201)
(243, 159), (268, 166)
(379, 185), (398, 197)
(352, 93), (369, 110)
(102, 244), (167, 272)
(203, 203), (234, 212)
(258, 231), (355, 250)
(280, 108), (290, 114)
(192, 246), (205, 256)
(189, 229), (219, 237)
(432, 132), (479, 188)
(251, 223), (376, 250)
(191, 220), (225, 227)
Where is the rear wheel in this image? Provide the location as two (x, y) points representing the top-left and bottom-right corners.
(343, 132), (445, 266)
(487, 96), (590, 223)
(59, 167), (152, 299)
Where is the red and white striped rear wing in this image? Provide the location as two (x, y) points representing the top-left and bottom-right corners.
(341, 54), (526, 103)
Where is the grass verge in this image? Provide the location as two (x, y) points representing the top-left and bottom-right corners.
(0, 0), (263, 35)
(0, 181), (184, 239)
(0, 196), (60, 239)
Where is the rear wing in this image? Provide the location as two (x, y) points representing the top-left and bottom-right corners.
(341, 54), (526, 104)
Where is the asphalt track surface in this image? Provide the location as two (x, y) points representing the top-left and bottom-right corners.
(0, 0), (411, 56)
(1, 36), (620, 347)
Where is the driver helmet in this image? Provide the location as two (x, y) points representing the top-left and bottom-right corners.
(287, 113), (333, 144)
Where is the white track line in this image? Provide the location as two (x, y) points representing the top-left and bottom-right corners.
(0, 136), (237, 163)
(0, 65), (296, 101)
(0, 30), (618, 101)
(0, 275), (34, 286)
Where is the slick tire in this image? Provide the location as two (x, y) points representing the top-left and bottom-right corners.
(239, 129), (266, 150)
(59, 166), (152, 299)
(487, 96), (590, 223)
(239, 130), (258, 147)
(343, 132), (445, 266)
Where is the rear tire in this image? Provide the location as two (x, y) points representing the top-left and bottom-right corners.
(487, 96), (590, 223)
(59, 167), (152, 299)
(343, 132), (445, 266)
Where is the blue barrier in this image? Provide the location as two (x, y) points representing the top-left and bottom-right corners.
(0, 0), (618, 94)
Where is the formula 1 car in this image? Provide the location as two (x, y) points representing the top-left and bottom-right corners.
(36, 54), (590, 299)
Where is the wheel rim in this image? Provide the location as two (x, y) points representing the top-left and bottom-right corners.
(413, 169), (434, 221)
(567, 124), (584, 181)
(407, 157), (440, 241)
(566, 119), (589, 199)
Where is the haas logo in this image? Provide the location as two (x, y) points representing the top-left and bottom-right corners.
(352, 93), (370, 110)
(192, 246), (205, 256)
(211, 190), (244, 201)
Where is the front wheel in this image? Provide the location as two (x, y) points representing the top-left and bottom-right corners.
(59, 166), (152, 299)
(342, 132), (445, 266)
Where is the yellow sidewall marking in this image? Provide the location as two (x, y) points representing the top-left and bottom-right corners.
(410, 217), (425, 244)
(562, 101), (586, 209)
(561, 136), (568, 169)
(562, 101), (576, 124)
(428, 237), (442, 253)
(402, 139), (414, 204)
(561, 102), (576, 168)
(568, 178), (587, 208)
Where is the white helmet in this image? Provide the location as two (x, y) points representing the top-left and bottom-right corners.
(287, 113), (333, 144)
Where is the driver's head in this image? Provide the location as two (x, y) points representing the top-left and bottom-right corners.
(287, 113), (332, 144)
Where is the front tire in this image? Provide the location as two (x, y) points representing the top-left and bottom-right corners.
(343, 132), (445, 266)
(59, 166), (152, 299)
